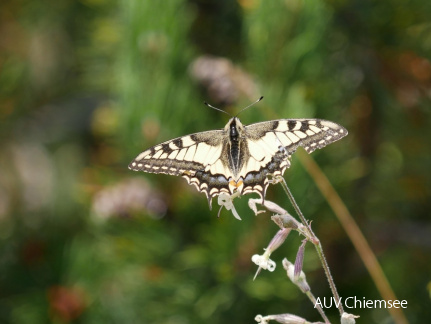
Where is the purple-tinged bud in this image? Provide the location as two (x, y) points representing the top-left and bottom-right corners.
(294, 240), (307, 279)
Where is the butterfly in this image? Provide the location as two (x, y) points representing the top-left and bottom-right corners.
(129, 103), (347, 207)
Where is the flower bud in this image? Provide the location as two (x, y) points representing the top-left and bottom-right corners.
(294, 240), (307, 279)
(283, 258), (310, 293)
(341, 312), (359, 324)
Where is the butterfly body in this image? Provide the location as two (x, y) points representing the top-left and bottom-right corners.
(129, 117), (347, 206)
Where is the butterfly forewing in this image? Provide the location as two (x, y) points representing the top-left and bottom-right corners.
(246, 119), (347, 155)
(129, 130), (224, 175)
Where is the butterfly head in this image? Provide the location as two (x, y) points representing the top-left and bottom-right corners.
(226, 117), (245, 142)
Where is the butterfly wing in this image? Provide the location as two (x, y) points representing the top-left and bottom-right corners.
(129, 129), (234, 204)
(238, 119), (348, 198)
(245, 118), (348, 154)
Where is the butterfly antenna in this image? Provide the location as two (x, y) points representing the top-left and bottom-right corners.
(204, 102), (232, 117)
(235, 96), (264, 117)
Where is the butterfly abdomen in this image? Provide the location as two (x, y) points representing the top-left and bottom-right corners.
(226, 118), (248, 178)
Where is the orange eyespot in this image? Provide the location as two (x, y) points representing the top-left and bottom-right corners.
(229, 180), (243, 188)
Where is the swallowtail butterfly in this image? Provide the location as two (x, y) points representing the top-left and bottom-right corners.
(129, 104), (347, 207)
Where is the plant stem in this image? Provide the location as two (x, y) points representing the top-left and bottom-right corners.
(278, 177), (344, 316)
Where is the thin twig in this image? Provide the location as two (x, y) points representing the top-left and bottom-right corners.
(278, 177), (344, 316)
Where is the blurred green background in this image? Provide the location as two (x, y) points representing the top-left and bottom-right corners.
(1, 0), (430, 323)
